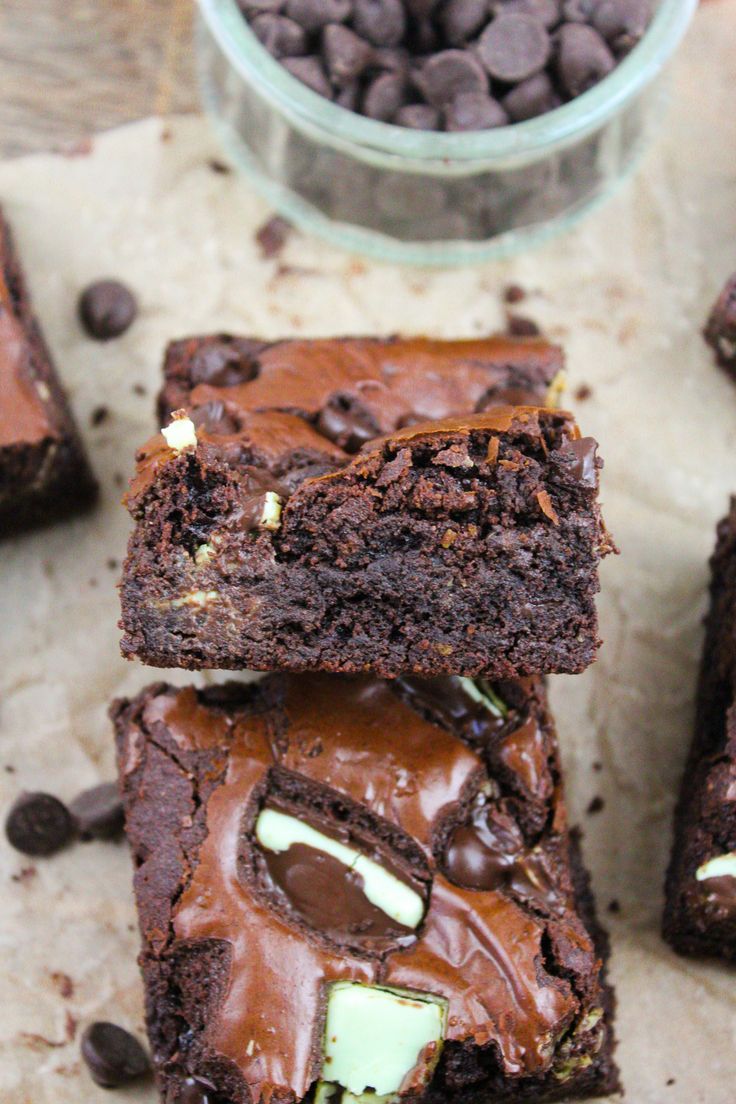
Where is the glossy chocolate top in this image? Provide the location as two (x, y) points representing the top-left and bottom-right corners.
(133, 674), (600, 1100)
(0, 269), (54, 449)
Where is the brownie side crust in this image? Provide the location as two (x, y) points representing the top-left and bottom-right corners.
(114, 674), (618, 1104)
(0, 208), (97, 535)
(663, 500), (736, 958)
(121, 368), (612, 678)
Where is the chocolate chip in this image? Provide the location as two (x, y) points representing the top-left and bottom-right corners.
(405, 0), (440, 14)
(372, 45), (411, 73)
(418, 49), (488, 107)
(561, 0), (597, 19)
(78, 280), (137, 341)
(316, 396), (376, 451)
(240, 0), (285, 12)
(336, 80), (361, 108)
(445, 92), (508, 130)
(285, 0), (352, 31)
(256, 214), (293, 258)
(556, 22), (615, 96)
(440, 0), (490, 45)
(592, 0), (650, 52)
(493, 0), (560, 29)
(190, 401), (240, 436)
(478, 13), (551, 82)
(5, 792), (75, 856)
(252, 12), (308, 56)
(353, 0), (406, 46)
(81, 1022), (151, 1088)
(502, 70), (560, 120)
(190, 342), (258, 387)
(323, 23), (374, 84)
(363, 71), (406, 120)
(394, 102), (441, 129)
(69, 783), (124, 840)
(281, 54), (334, 97)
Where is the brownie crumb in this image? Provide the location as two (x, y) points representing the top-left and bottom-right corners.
(666, 1078), (676, 1086)
(592, 759), (602, 772)
(132, 383), (147, 397)
(208, 158), (232, 175)
(507, 313), (541, 337)
(586, 795), (604, 815)
(51, 971), (75, 999)
(607, 899), (620, 914)
(256, 215), (293, 260)
(11, 864), (37, 883)
(503, 284), (527, 304)
(107, 558), (118, 571)
(575, 384), (593, 401)
(90, 405), (109, 427)
(5, 764), (16, 773)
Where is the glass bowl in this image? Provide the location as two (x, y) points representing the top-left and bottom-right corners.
(196, 0), (696, 266)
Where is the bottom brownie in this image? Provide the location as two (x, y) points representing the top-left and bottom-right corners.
(663, 500), (736, 958)
(114, 674), (618, 1104)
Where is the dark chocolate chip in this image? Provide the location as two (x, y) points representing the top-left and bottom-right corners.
(285, 0), (352, 31)
(240, 0), (285, 12)
(445, 91), (508, 130)
(323, 23), (374, 85)
(592, 0), (650, 52)
(190, 342), (259, 387)
(336, 80), (361, 109)
(556, 22), (615, 96)
(561, 0), (597, 19)
(316, 397), (377, 451)
(190, 401), (240, 436)
(440, 0), (490, 45)
(477, 13), (551, 83)
(363, 71), (406, 120)
(69, 782), (124, 841)
(502, 71), (560, 120)
(411, 16), (441, 51)
(404, 0), (440, 14)
(5, 792), (75, 856)
(281, 55), (334, 97)
(564, 436), (598, 486)
(252, 12), (309, 56)
(418, 49), (488, 108)
(353, 0), (407, 46)
(81, 1022), (151, 1088)
(394, 103), (441, 129)
(78, 280), (138, 341)
(493, 0), (561, 30)
(372, 46), (411, 73)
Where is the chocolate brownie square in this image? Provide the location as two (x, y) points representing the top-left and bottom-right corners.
(113, 673), (618, 1104)
(0, 208), (96, 534)
(704, 273), (736, 379)
(120, 336), (613, 677)
(663, 500), (736, 958)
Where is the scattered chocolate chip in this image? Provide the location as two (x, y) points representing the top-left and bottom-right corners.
(363, 71), (406, 120)
(586, 794), (604, 814)
(78, 280), (138, 341)
(445, 91), (508, 130)
(503, 283), (527, 303)
(502, 70), (560, 121)
(256, 214), (293, 259)
(69, 782), (124, 841)
(90, 405), (109, 427)
(81, 1022), (151, 1088)
(440, 0), (489, 44)
(561, 0), (596, 19)
(495, 0), (560, 29)
(419, 48), (488, 107)
(323, 23), (375, 84)
(285, 0), (351, 31)
(281, 54), (334, 97)
(353, 0), (407, 46)
(478, 13), (550, 83)
(394, 102), (441, 128)
(5, 792), (75, 857)
(507, 313), (541, 336)
(556, 22), (615, 97)
(252, 12), (309, 56)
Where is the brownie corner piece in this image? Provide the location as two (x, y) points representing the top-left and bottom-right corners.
(663, 499), (736, 959)
(704, 273), (736, 378)
(0, 207), (97, 535)
(120, 335), (611, 678)
(114, 673), (618, 1104)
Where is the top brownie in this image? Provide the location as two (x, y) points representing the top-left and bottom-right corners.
(0, 209), (96, 534)
(120, 335), (613, 677)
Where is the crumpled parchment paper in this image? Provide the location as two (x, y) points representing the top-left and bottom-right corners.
(1, 4), (735, 1101)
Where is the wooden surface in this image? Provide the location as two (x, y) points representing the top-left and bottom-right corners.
(0, 0), (196, 159)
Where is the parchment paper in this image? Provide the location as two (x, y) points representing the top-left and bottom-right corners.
(1, 4), (735, 1101)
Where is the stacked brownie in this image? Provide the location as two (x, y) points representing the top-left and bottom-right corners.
(117, 334), (619, 1103)
(0, 209), (96, 534)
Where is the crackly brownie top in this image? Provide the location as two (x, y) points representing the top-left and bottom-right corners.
(0, 216), (56, 449)
(121, 674), (605, 1102)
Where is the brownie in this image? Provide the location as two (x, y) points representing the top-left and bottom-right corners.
(113, 673), (619, 1104)
(704, 273), (736, 379)
(0, 208), (96, 534)
(663, 500), (736, 958)
(120, 336), (613, 677)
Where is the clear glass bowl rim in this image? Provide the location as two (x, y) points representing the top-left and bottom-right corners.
(198, 0), (697, 162)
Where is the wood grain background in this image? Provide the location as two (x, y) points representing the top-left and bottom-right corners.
(0, 0), (196, 158)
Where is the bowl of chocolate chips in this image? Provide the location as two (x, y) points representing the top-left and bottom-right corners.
(197, 0), (696, 263)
